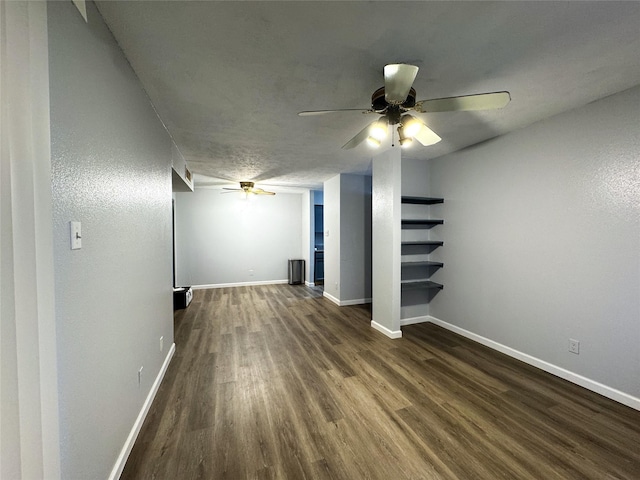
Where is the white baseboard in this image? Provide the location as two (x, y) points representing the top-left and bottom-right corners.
(192, 279), (288, 289)
(371, 320), (403, 339)
(108, 343), (176, 480)
(322, 291), (371, 306)
(305, 281), (315, 287)
(400, 315), (430, 326)
(426, 316), (640, 411)
(340, 297), (372, 306)
(323, 291), (341, 305)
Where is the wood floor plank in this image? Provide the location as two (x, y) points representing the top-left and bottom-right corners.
(121, 285), (640, 480)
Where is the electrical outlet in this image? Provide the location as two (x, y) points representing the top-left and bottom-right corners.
(159, 336), (164, 353)
(569, 339), (580, 355)
(249, 269), (254, 277)
(138, 366), (144, 386)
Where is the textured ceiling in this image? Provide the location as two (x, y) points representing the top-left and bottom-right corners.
(96, 1), (640, 189)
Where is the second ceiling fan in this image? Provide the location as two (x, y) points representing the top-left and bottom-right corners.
(222, 181), (275, 196)
(299, 64), (510, 149)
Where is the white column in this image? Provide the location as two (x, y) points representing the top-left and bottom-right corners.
(0, 1), (61, 478)
(371, 148), (402, 338)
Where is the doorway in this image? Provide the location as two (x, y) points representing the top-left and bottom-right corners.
(314, 204), (324, 285)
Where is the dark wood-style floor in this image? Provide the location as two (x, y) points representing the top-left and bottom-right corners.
(122, 285), (640, 479)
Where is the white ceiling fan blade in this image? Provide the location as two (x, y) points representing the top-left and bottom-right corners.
(342, 120), (380, 149)
(253, 189), (276, 195)
(413, 122), (442, 146)
(298, 108), (374, 116)
(414, 91), (511, 113)
(384, 64), (419, 104)
(222, 187), (242, 191)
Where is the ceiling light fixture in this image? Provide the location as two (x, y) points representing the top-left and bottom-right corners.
(365, 118), (388, 148)
(401, 114), (422, 138)
(369, 119), (388, 141)
(397, 126), (413, 148)
(364, 112), (440, 149)
(222, 181), (276, 196)
(366, 136), (382, 148)
(301, 63), (510, 152)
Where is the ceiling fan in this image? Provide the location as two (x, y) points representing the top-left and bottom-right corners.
(298, 64), (510, 149)
(222, 181), (276, 196)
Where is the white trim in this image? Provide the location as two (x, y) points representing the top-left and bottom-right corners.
(426, 316), (640, 411)
(1, 2), (60, 477)
(340, 297), (371, 306)
(322, 291), (371, 306)
(192, 279), (288, 289)
(305, 281), (315, 287)
(108, 343), (176, 480)
(371, 321), (403, 339)
(400, 315), (430, 326)
(323, 291), (341, 305)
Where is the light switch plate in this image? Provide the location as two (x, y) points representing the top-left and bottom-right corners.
(70, 221), (82, 250)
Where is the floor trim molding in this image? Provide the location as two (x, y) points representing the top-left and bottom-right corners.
(323, 291), (341, 305)
(426, 316), (640, 411)
(108, 343), (176, 480)
(340, 297), (372, 306)
(323, 291), (371, 306)
(400, 315), (430, 326)
(371, 321), (402, 339)
(192, 280), (288, 289)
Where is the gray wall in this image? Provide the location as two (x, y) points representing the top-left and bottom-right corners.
(174, 188), (303, 286)
(48, 2), (174, 478)
(402, 158), (430, 195)
(324, 174), (372, 304)
(430, 84), (640, 401)
(339, 174), (372, 302)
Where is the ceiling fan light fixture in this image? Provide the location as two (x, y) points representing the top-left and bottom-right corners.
(366, 136), (382, 148)
(399, 136), (413, 148)
(397, 126), (413, 148)
(369, 119), (388, 141)
(222, 181), (276, 196)
(401, 114), (422, 138)
(302, 63), (509, 151)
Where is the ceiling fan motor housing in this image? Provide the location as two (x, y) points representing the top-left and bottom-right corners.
(371, 86), (416, 111)
(240, 181), (254, 192)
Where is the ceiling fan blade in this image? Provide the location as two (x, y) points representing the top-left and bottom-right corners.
(222, 187), (242, 191)
(342, 120), (379, 150)
(414, 91), (511, 113)
(298, 108), (374, 116)
(253, 189), (276, 195)
(413, 122), (442, 146)
(384, 64), (419, 104)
